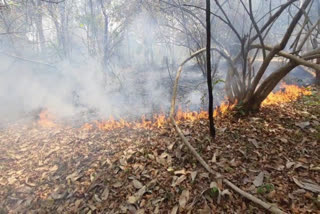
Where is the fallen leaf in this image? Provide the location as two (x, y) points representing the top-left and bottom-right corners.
(295, 121), (310, 129)
(211, 151), (218, 163)
(127, 195), (139, 204)
(191, 171), (197, 182)
(113, 182), (122, 188)
(248, 138), (260, 148)
(132, 179), (143, 189)
(310, 165), (320, 171)
(172, 175), (186, 187)
(280, 138), (288, 143)
(253, 172), (264, 187)
(174, 169), (186, 175)
(292, 177), (320, 193)
(221, 189), (232, 197)
(286, 161), (295, 169)
(171, 205), (179, 214)
(101, 187), (109, 200)
(51, 188), (66, 200)
(179, 189), (189, 209)
(49, 165), (58, 172)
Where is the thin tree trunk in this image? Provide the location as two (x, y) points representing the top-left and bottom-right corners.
(316, 58), (320, 85)
(100, 0), (109, 70)
(206, 0), (215, 138)
(32, 0), (45, 53)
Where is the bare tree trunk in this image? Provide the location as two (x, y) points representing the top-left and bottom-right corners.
(316, 58), (320, 85)
(242, 61), (298, 112)
(34, 0), (45, 53)
(206, 0), (215, 138)
(100, 0), (109, 70)
(58, 2), (69, 58)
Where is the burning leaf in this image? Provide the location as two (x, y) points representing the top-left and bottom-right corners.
(179, 189), (189, 209)
(253, 172), (264, 187)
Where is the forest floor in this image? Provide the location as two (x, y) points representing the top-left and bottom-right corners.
(0, 87), (319, 214)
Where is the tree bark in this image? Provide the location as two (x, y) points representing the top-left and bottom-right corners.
(316, 58), (320, 85)
(242, 61), (297, 112)
(100, 0), (109, 70)
(206, 0), (215, 138)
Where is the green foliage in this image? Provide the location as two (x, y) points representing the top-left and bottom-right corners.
(209, 187), (219, 198)
(257, 183), (274, 194)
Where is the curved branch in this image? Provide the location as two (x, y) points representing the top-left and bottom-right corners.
(250, 44), (320, 70)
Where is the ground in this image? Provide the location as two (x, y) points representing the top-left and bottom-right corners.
(0, 88), (319, 214)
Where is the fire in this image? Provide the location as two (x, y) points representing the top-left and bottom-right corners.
(213, 101), (237, 117)
(37, 83), (310, 131)
(262, 83), (311, 106)
(37, 109), (57, 128)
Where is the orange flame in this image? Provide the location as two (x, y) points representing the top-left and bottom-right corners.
(262, 83), (311, 106)
(37, 110), (57, 128)
(37, 83), (310, 131)
(213, 100), (237, 117)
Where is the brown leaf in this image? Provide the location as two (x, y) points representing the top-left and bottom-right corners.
(179, 189), (189, 209)
(171, 205), (179, 214)
(174, 169), (187, 175)
(172, 175), (186, 187)
(113, 182), (122, 188)
(101, 187), (109, 200)
(292, 177), (320, 193)
(127, 186), (146, 204)
(190, 171), (197, 182)
(248, 138), (260, 148)
(132, 179), (143, 189)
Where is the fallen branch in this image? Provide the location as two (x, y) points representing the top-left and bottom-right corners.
(169, 49), (286, 214)
(170, 115), (286, 213)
